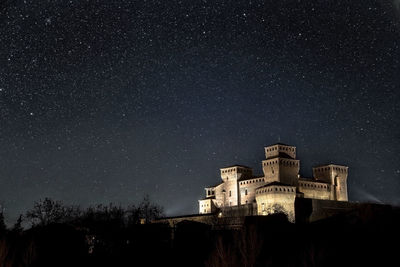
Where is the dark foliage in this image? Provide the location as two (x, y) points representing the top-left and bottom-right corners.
(205, 208), (400, 267)
(0, 210), (7, 235)
(25, 198), (80, 226)
(11, 215), (23, 234)
(126, 194), (164, 225)
(1, 203), (399, 267)
(0, 223), (88, 267)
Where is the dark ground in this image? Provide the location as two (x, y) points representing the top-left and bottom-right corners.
(1, 204), (399, 267)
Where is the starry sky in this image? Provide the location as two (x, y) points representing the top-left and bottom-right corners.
(0, 0), (399, 222)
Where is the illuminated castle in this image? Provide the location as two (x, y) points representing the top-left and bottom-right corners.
(198, 143), (348, 221)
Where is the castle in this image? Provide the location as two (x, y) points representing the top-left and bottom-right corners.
(198, 143), (348, 221)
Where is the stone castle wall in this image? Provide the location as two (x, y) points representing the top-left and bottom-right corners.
(298, 180), (332, 200)
(255, 185), (296, 222)
(238, 177), (266, 205)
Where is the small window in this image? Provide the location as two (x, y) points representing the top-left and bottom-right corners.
(245, 189), (248, 195)
(229, 190), (231, 197)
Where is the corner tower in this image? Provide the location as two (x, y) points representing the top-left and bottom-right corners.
(214, 165), (253, 207)
(313, 164), (348, 201)
(262, 144), (300, 186)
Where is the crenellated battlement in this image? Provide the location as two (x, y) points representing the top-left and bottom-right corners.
(220, 165), (253, 182)
(265, 143), (296, 159)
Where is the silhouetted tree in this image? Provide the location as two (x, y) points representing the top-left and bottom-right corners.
(127, 195), (164, 225)
(80, 203), (125, 231)
(0, 209), (7, 234)
(12, 214), (24, 233)
(205, 235), (239, 267)
(238, 223), (263, 267)
(25, 198), (78, 226)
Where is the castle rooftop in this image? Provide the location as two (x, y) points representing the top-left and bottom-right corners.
(220, 164), (252, 169)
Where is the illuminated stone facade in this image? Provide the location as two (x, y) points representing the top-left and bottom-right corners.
(198, 143), (348, 222)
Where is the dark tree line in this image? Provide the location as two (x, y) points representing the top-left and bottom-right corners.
(0, 196), (166, 267)
(0, 201), (399, 267)
(0, 195), (164, 234)
(23, 195), (163, 228)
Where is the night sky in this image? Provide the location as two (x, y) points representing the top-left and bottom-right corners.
(0, 0), (399, 223)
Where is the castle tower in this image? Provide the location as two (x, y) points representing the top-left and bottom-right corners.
(262, 144), (300, 186)
(213, 165), (253, 207)
(220, 165), (253, 182)
(313, 164), (348, 201)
